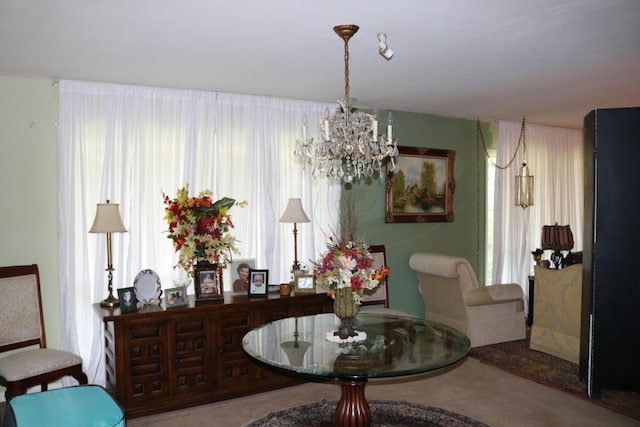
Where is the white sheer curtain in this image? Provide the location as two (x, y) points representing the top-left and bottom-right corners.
(58, 80), (340, 385)
(492, 120), (583, 313)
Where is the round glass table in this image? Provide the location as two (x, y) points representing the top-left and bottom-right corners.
(242, 312), (470, 427)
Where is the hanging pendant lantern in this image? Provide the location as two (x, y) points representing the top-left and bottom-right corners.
(515, 118), (533, 208)
(515, 162), (534, 208)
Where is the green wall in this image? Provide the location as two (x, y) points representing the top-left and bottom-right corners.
(0, 76), (62, 348)
(345, 111), (496, 317)
(0, 75), (497, 351)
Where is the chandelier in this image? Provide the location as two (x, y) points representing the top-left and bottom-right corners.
(294, 24), (398, 183)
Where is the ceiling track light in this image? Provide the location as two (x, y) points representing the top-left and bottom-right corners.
(377, 33), (394, 60)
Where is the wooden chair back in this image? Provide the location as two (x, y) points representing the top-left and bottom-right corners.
(0, 264), (46, 352)
(360, 245), (390, 308)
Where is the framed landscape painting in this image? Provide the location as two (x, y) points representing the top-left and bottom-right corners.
(385, 146), (456, 223)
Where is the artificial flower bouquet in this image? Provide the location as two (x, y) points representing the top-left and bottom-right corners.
(163, 184), (246, 272)
(314, 236), (389, 304)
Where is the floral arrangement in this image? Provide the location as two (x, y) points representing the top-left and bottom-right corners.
(314, 236), (389, 305)
(163, 184), (246, 272)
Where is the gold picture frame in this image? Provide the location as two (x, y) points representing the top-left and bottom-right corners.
(385, 146), (456, 223)
(293, 274), (316, 295)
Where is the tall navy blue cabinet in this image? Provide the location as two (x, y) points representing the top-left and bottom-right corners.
(580, 107), (640, 397)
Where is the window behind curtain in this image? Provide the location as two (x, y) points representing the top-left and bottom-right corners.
(58, 80), (340, 385)
(489, 120), (583, 316)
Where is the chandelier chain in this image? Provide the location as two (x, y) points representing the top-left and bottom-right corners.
(344, 37), (350, 105)
(477, 117), (526, 170)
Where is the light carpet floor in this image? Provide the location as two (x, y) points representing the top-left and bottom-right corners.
(127, 358), (639, 427)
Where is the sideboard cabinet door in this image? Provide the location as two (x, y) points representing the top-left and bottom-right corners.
(167, 314), (211, 396)
(212, 307), (254, 393)
(120, 318), (168, 404)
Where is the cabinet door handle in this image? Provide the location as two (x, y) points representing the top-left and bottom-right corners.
(170, 355), (181, 366)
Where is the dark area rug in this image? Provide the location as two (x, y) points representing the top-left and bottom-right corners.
(245, 399), (489, 427)
(470, 331), (640, 421)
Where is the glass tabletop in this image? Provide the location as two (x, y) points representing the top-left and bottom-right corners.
(242, 312), (470, 380)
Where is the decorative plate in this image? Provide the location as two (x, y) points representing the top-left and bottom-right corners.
(133, 269), (163, 305)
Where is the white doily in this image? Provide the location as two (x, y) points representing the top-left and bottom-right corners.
(325, 330), (367, 343)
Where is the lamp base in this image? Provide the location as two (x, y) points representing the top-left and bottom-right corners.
(100, 293), (119, 308)
(550, 250), (564, 269)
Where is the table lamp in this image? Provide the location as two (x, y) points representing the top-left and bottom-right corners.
(541, 223), (574, 269)
(279, 198), (310, 274)
(89, 200), (127, 307)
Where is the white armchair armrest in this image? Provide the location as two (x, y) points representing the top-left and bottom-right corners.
(464, 284), (523, 307)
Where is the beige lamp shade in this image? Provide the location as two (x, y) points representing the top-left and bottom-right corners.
(279, 198), (310, 223)
(89, 200), (127, 233)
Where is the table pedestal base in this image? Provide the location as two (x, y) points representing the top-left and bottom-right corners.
(335, 379), (371, 427)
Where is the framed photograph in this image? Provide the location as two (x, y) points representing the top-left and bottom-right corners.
(165, 286), (188, 308)
(117, 287), (138, 313)
(248, 269), (269, 297)
(194, 264), (223, 300)
(293, 274), (316, 295)
(385, 146), (456, 223)
(230, 258), (256, 294)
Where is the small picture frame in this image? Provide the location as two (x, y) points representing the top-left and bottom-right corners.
(195, 264), (223, 300)
(248, 269), (269, 297)
(230, 258), (256, 294)
(117, 287), (139, 313)
(293, 274), (316, 295)
(165, 287), (188, 308)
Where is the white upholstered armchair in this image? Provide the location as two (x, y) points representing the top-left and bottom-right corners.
(409, 253), (526, 347)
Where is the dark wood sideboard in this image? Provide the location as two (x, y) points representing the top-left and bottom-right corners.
(93, 292), (333, 418)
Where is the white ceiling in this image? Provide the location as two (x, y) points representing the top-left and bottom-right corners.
(1, 0), (639, 129)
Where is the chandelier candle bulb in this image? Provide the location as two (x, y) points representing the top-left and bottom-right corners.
(372, 115), (378, 142)
(387, 113), (393, 142)
(323, 115), (330, 141)
(302, 115), (308, 141)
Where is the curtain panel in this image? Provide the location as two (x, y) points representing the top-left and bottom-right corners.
(492, 120), (583, 313)
(58, 80), (340, 385)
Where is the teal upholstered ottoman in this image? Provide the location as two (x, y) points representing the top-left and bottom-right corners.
(3, 385), (124, 427)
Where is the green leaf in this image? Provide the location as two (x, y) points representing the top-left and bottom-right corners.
(213, 197), (236, 211)
(198, 197), (236, 215)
